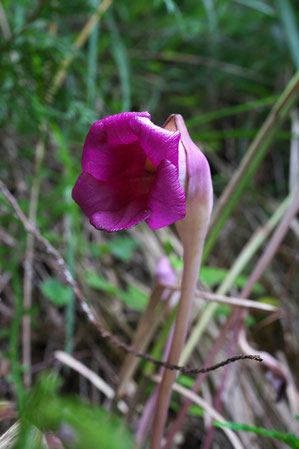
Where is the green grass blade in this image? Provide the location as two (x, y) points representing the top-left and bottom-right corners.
(186, 95), (277, 127)
(215, 421), (299, 449)
(106, 10), (131, 112)
(233, 0), (275, 16)
(87, 8), (100, 107)
(275, 0), (299, 70)
(204, 70), (299, 261)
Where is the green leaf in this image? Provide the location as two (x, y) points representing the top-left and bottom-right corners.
(200, 266), (264, 294)
(188, 405), (204, 417)
(40, 278), (73, 307)
(108, 236), (139, 262)
(169, 258), (264, 294)
(19, 373), (134, 449)
(106, 10), (131, 112)
(214, 421), (299, 449)
(275, 0), (299, 70)
(126, 285), (148, 310)
(233, 0), (275, 16)
(84, 271), (148, 311)
(186, 95), (277, 127)
(177, 375), (195, 389)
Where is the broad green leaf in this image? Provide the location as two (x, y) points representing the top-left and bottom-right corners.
(19, 374), (134, 449)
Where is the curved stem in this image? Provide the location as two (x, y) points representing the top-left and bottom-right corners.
(149, 238), (205, 449)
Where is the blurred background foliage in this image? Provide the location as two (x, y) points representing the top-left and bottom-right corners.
(1, 0), (298, 211)
(0, 0), (298, 448)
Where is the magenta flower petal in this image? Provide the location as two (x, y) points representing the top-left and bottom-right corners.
(91, 201), (151, 232)
(146, 160), (186, 230)
(72, 173), (151, 231)
(73, 112), (187, 232)
(102, 111), (150, 146)
(82, 112), (150, 182)
(129, 115), (181, 170)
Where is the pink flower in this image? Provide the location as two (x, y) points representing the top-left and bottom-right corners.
(72, 112), (186, 231)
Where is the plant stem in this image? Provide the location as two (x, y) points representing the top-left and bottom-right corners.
(149, 239), (205, 449)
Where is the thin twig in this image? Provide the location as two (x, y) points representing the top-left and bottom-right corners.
(0, 180), (263, 376)
(54, 351), (127, 414)
(163, 284), (279, 312)
(167, 354), (262, 376)
(55, 350), (114, 399)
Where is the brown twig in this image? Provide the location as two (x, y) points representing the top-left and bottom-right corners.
(163, 354), (262, 375)
(0, 179), (263, 376)
(164, 283), (279, 312)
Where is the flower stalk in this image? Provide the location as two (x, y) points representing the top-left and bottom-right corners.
(149, 242), (207, 449)
(150, 115), (213, 449)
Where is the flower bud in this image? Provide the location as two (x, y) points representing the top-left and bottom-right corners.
(163, 114), (213, 247)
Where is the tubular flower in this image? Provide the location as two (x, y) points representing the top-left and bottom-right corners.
(72, 112), (186, 231)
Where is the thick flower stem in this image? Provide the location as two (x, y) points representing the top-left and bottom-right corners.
(149, 237), (205, 449)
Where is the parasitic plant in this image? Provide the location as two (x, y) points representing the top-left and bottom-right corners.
(149, 114), (213, 449)
(72, 112), (213, 448)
